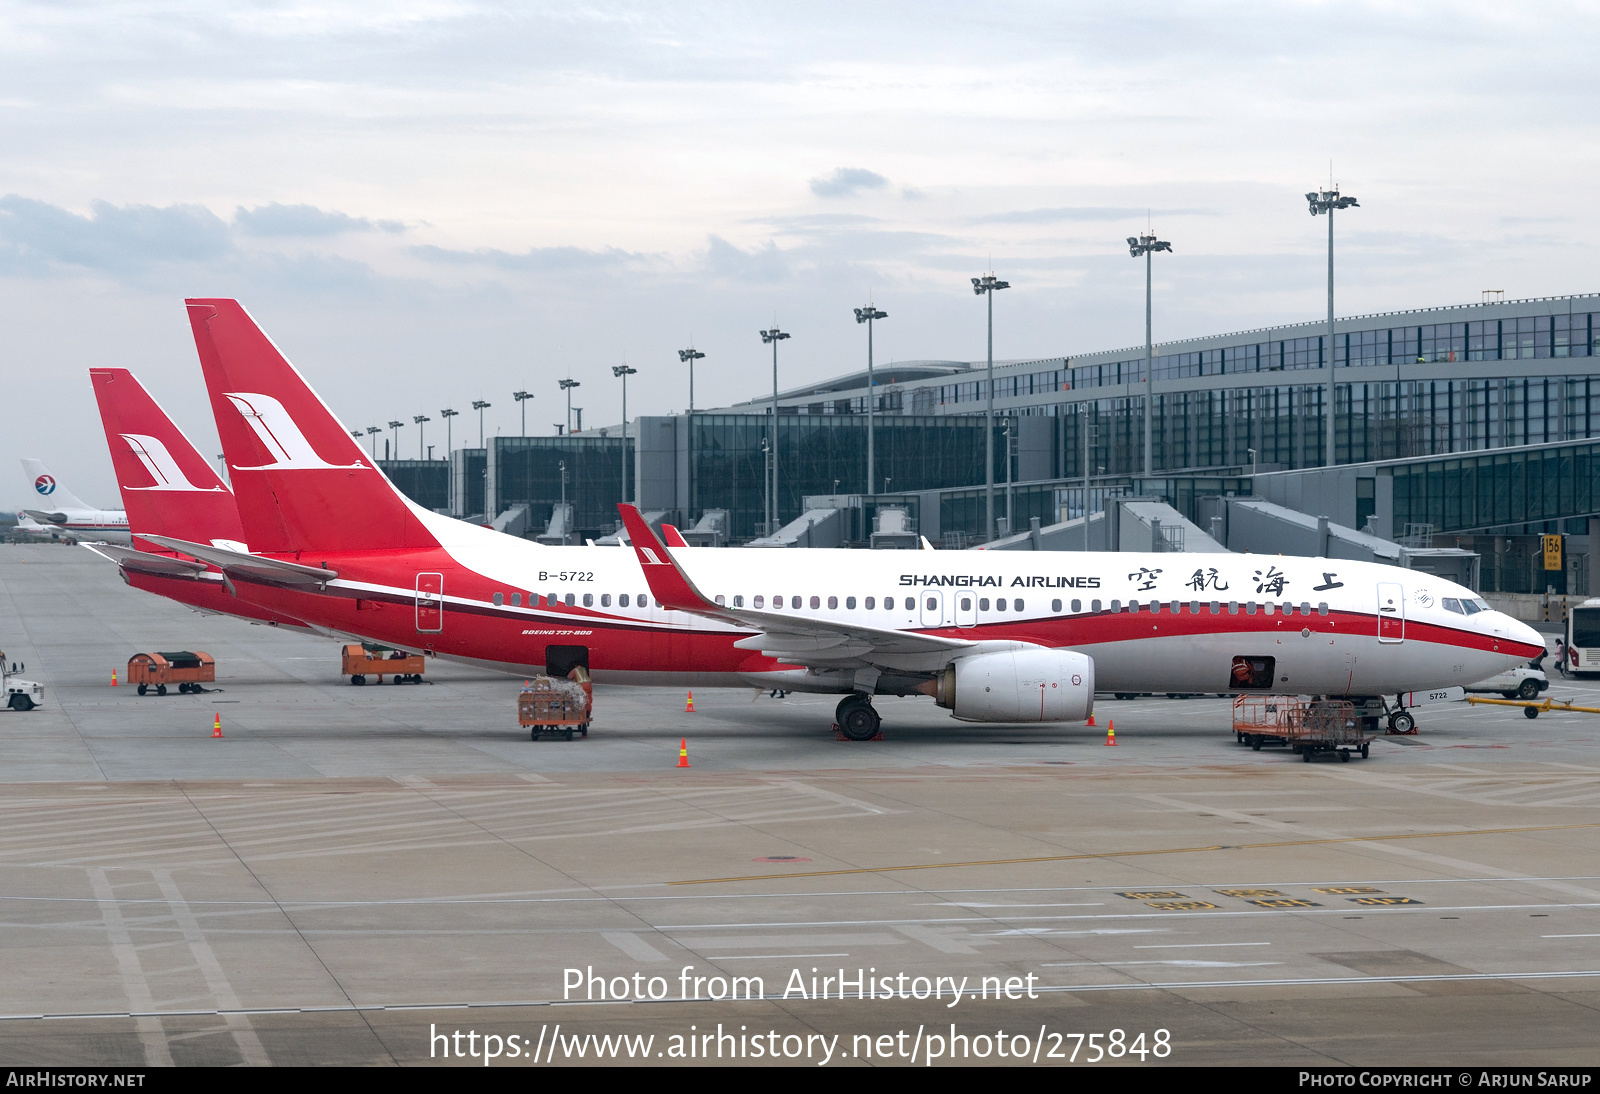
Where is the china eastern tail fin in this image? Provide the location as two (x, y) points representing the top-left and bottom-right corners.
(185, 298), (440, 554)
(20, 459), (91, 511)
(89, 368), (246, 548)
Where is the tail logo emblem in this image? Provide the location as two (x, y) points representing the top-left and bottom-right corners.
(222, 393), (365, 471)
(33, 475), (54, 496)
(119, 434), (222, 492)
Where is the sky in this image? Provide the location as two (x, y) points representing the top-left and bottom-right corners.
(3, 1), (1596, 508)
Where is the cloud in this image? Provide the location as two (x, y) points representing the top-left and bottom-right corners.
(970, 206), (1218, 225)
(234, 203), (404, 237)
(809, 167), (889, 198)
(0, 195), (232, 274)
(701, 235), (789, 283)
(409, 243), (651, 273)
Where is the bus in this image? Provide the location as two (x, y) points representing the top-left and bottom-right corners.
(1568, 599), (1600, 678)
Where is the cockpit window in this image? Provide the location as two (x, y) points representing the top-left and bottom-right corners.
(1441, 598), (1463, 614)
(1473, 599), (1492, 612)
(1460, 599), (1482, 615)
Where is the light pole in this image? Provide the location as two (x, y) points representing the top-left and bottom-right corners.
(613, 364), (637, 506)
(513, 390), (533, 437)
(760, 327), (790, 533)
(971, 274), (1010, 539)
(558, 378), (580, 436)
(440, 407), (457, 454)
(365, 425), (380, 460)
(1307, 186), (1359, 468)
(413, 415), (430, 459)
(558, 459), (569, 546)
(678, 347), (704, 416)
(1127, 232), (1172, 478)
(387, 419), (404, 461)
(472, 400), (491, 448)
(854, 304), (887, 496)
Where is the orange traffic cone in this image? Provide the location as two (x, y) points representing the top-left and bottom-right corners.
(676, 738), (690, 768)
(1086, 712), (1095, 726)
(111, 669), (118, 687)
(685, 691), (695, 713)
(1105, 720), (1116, 746)
(212, 714), (223, 739)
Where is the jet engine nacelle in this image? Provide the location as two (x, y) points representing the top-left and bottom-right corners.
(931, 648), (1095, 723)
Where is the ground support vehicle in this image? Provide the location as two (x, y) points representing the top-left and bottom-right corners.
(1465, 665), (1549, 701)
(1467, 694), (1600, 720)
(1234, 696), (1374, 762)
(518, 668), (592, 740)
(342, 644), (425, 685)
(1, 652), (44, 711)
(127, 651), (214, 696)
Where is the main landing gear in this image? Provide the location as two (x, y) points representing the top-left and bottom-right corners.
(835, 694), (882, 741)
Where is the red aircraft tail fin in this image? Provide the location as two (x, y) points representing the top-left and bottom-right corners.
(185, 299), (439, 554)
(660, 523), (690, 548)
(618, 505), (717, 613)
(89, 368), (247, 549)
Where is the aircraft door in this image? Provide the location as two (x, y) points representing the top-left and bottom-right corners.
(416, 572), (444, 633)
(1376, 581), (1404, 643)
(920, 590), (946, 628)
(955, 591), (977, 628)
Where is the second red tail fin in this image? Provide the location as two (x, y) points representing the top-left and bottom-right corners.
(186, 299), (439, 554)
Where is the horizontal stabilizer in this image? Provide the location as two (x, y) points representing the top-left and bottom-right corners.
(23, 510), (68, 525)
(82, 543), (208, 578)
(140, 534), (339, 585)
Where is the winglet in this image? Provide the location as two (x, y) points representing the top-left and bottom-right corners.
(661, 523), (690, 548)
(617, 504), (717, 613)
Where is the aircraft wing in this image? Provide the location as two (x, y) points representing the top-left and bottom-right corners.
(82, 542), (209, 578)
(23, 510), (68, 525)
(138, 534), (339, 585)
(617, 504), (976, 665)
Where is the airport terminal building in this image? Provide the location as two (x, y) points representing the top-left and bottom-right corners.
(383, 292), (1600, 597)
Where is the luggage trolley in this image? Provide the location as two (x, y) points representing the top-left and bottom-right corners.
(518, 668), (592, 741)
(1234, 695), (1375, 762)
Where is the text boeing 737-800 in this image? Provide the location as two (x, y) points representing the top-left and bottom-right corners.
(123, 297), (1543, 739)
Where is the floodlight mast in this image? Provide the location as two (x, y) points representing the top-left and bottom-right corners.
(1127, 232), (1172, 478)
(760, 327), (790, 533)
(854, 304), (887, 497)
(365, 425), (381, 460)
(471, 400), (491, 448)
(613, 364), (637, 506)
(439, 407), (458, 454)
(677, 347), (705, 417)
(557, 379), (579, 436)
(971, 274), (1010, 540)
(512, 390), (533, 437)
(1307, 187), (1359, 468)
(413, 414), (431, 459)
(387, 419), (404, 459)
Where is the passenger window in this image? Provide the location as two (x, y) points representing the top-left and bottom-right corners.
(1442, 597), (1462, 613)
(510, 593), (521, 607)
(582, 593), (593, 607)
(732, 595), (743, 607)
(846, 597), (856, 609)
(1210, 601), (1220, 614)
(810, 596), (821, 609)
(713, 595), (724, 606)
(1150, 601), (1160, 614)
(1246, 602), (1257, 614)
(1069, 599), (1080, 613)
(1107, 599), (1119, 612)
(641, 593), (649, 607)
(996, 598), (1007, 612)
(979, 598), (990, 611)
(1301, 602), (1311, 615)
(1014, 599), (1023, 611)
(1318, 602), (1329, 615)
(925, 596), (936, 611)
(754, 595), (765, 608)
(827, 596), (837, 609)
(1190, 600), (1200, 614)
(772, 595), (783, 609)
(793, 596), (802, 609)
(960, 597), (972, 611)
(1262, 602), (1274, 615)
(601, 593), (612, 607)
(864, 597), (875, 609)
(1229, 601), (1239, 614)
(547, 591), (557, 606)
(565, 593), (575, 607)
(619, 593), (630, 608)
(1091, 599), (1101, 612)
(493, 592), (504, 606)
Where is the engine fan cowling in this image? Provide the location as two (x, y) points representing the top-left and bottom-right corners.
(932, 648), (1095, 723)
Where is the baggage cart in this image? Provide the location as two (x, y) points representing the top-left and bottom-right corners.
(342, 644), (425, 685)
(518, 667), (592, 740)
(127, 651), (215, 696)
(1234, 695), (1375, 762)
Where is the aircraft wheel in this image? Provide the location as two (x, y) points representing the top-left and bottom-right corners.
(137, 684), (147, 696)
(1517, 679), (1540, 700)
(1389, 711), (1415, 735)
(835, 694), (868, 725)
(839, 702), (881, 741)
(1524, 706), (1539, 720)
(9, 694), (34, 711)
(156, 684), (166, 696)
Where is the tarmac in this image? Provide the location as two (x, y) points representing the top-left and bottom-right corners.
(2, 542), (1599, 1067)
